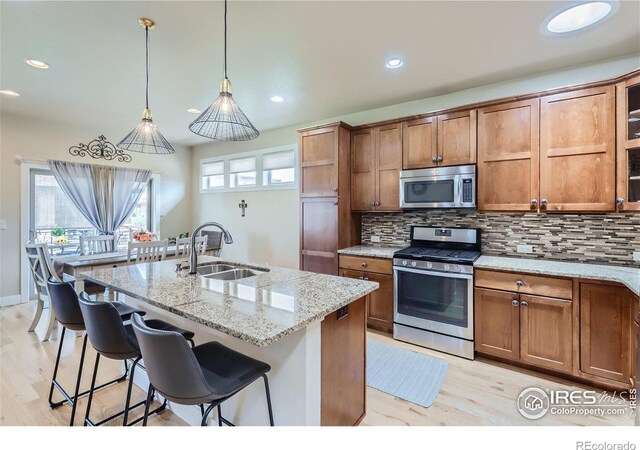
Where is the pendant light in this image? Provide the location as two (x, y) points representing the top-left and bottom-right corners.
(118, 18), (175, 154)
(189, 0), (259, 141)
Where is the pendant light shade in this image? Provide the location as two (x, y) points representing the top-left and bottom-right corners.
(189, 0), (259, 141)
(118, 18), (175, 154)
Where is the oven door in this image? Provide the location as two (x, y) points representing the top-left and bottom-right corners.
(394, 266), (474, 340)
(400, 175), (460, 208)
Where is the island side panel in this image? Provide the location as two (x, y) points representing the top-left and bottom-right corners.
(321, 296), (366, 426)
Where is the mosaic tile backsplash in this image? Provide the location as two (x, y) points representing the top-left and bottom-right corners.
(361, 211), (640, 267)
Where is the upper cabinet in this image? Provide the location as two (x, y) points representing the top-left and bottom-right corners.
(402, 110), (476, 170)
(539, 86), (616, 212)
(351, 123), (402, 212)
(299, 124), (350, 197)
(616, 74), (640, 212)
(477, 99), (539, 212)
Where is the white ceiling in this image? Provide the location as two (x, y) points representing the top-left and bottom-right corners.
(1, 1), (639, 146)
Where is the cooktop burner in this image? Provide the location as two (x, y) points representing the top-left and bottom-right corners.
(394, 246), (481, 264)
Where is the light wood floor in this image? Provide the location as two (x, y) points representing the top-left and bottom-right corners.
(1, 302), (632, 426)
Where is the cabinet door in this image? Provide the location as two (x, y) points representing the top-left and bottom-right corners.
(519, 294), (573, 373)
(437, 110), (477, 166)
(375, 123), (402, 211)
(300, 126), (339, 197)
(475, 288), (520, 360)
(300, 198), (339, 275)
(351, 128), (376, 211)
(616, 75), (640, 212)
(580, 282), (633, 383)
(477, 99), (539, 211)
(402, 117), (437, 169)
(363, 272), (394, 334)
(540, 86), (615, 212)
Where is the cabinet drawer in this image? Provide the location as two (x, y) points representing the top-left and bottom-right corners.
(475, 269), (572, 300)
(339, 255), (392, 275)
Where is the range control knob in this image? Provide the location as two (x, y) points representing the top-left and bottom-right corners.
(426, 262), (433, 269)
(444, 264), (450, 271)
(452, 265), (462, 273)
(411, 261), (417, 267)
(401, 260), (408, 266)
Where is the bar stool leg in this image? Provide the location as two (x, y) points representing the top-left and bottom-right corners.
(263, 374), (274, 426)
(201, 403), (216, 426)
(69, 334), (88, 426)
(83, 353), (101, 426)
(48, 327), (67, 407)
(122, 356), (142, 426)
(217, 405), (222, 426)
(142, 385), (154, 426)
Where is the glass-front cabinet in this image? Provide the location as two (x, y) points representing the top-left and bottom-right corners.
(617, 74), (640, 211)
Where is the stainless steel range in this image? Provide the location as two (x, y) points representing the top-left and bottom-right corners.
(393, 226), (481, 360)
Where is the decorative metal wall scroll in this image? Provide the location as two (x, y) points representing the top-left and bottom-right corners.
(239, 199), (248, 217)
(68, 135), (132, 163)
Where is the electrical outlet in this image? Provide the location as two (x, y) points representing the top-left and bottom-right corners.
(517, 244), (533, 254)
(633, 251), (640, 262)
(370, 236), (381, 243)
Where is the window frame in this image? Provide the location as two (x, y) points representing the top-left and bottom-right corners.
(199, 144), (298, 193)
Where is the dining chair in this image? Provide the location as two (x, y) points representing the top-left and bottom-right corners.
(127, 240), (168, 264)
(79, 234), (117, 255)
(175, 235), (208, 258)
(25, 243), (61, 341)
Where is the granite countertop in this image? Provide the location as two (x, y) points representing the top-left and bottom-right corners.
(338, 245), (406, 259)
(475, 256), (640, 297)
(80, 256), (379, 346)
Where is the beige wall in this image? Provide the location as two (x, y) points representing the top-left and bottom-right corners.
(191, 55), (639, 270)
(0, 113), (192, 298)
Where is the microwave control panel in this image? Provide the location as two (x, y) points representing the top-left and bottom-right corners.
(462, 178), (473, 203)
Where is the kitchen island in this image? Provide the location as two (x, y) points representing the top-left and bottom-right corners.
(79, 256), (378, 426)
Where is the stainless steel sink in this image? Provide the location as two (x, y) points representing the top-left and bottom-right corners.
(203, 268), (263, 281)
(196, 264), (236, 275)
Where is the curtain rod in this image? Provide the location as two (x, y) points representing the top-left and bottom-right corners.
(14, 155), (166, 175)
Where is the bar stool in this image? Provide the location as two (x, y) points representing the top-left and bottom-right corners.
(131, 313), (274, 427)
(78, 298), (195, 426)
(46, 279), (147, 426)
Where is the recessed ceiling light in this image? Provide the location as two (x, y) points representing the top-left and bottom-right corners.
(385, 58), (404, 69)
(0, 90), (20, 97)
(26, 59), (49, 69)
(187, 108), (201, 114)
(270, 96), (285, 103)
(543, 1), (617, 34)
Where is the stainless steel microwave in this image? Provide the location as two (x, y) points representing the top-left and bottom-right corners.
(399, 165), (476, 209)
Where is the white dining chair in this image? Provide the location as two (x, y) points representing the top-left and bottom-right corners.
(80, 234), (117, 255)
(175, 235), (208, 258)
(127, 239), (169, 263)
(25, 243), (61, 341)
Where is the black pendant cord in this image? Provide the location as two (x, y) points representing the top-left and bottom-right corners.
(224, 0), (228, 80)
(145, 25), (150, 110)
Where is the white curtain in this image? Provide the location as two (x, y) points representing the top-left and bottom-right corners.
(48, 160), (152, 235)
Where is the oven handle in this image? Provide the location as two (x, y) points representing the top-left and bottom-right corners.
(393, 265), (473, 280)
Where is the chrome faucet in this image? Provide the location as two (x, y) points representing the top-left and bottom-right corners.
(189, 222), (234, 275)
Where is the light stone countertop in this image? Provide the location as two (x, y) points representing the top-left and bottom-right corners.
(338, 245), (406, 259)
(80, 256), (379, 346)
(475, 256), (640, 297)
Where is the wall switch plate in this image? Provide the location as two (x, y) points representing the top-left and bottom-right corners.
(370, 236), (381, 243)
(0, 220), (6, 230)
(517, 244), (533, 254)
(633, 252), (640, 262)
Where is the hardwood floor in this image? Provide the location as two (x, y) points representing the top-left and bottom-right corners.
(1, 302), (632, 426)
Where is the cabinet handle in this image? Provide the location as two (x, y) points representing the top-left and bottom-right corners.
(616, 197), (624, 204)
(540, 199), (548, 206)
(521, 301), (528, 307)
(432, 156), (437, 163)
(437, 155), (443, 162)
(515, 280), (524, 287)
(530, 199), (537, 205)
(512, 299), (520, 306)
(361, 262), (368, 267)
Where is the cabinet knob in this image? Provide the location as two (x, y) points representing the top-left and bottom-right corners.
(530, 199), (537, 205)
(375, 201), (380, 206)
(361, 262), (367, 267)
(512, 299), (520, 306)
(437, 156), (443, 162)
(616, 197), (625, 204)
(370, 201), (375, 207)
(333, 187), (338, 193)
(520, 301), (528, 307)
(540, 199), (548, 206)
(432, 156), (437, 163)
(516, 280), (524, 287)
(363, 277), (369, 281)
(333, 201), (338, 206)
(359, 276), (364, 280)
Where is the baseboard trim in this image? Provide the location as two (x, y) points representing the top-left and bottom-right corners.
(0, 295), (23, 307)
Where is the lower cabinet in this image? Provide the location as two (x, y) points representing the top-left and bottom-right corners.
(339, 255), (394, 334)
(475, 288), (520, 360)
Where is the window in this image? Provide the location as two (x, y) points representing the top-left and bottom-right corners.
(263, 150), (295, 186)
(199, 144), (297, 193)
(230, 156), (257, 188)
(201, 160), (224, 190)
(29, 168), (154, 254)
